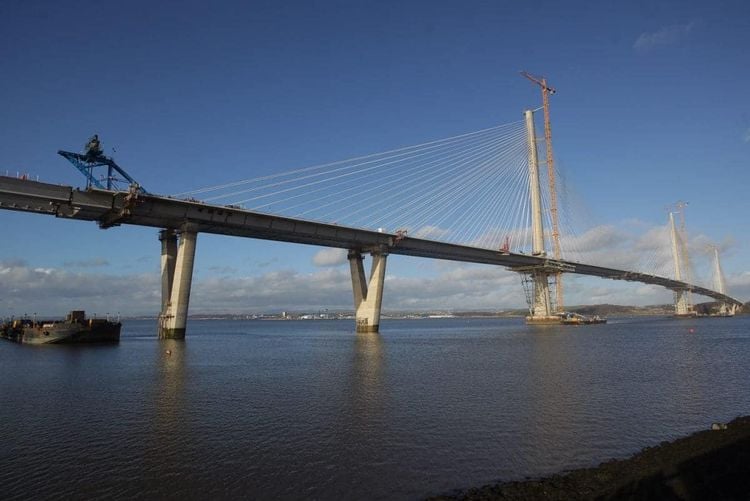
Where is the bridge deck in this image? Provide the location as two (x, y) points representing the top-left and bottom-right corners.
(0, 176), (742, 307)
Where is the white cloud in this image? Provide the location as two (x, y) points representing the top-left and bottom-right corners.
(743, 128), (750, 143)
(726, 272), (750, 300)
(633, 22), (695, 52)
(0, 221), (743, 318)
(194, 268), (352, 311)
(412, 225), (451, 240)
(560, 224), (670, 275)
(556, 221), (741, 294)
(312, 248), (348, 267)
(0, 262), (160, 316)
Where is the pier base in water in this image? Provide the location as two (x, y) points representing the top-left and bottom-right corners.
(526, 315), (561, 325)
(158, 327), (186, 340)
(674, 312), (699, 319)
(355, 320), (380, 333)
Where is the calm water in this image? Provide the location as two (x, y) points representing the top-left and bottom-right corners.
(1, 316), (749, 500)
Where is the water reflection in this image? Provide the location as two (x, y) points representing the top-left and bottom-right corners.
(667, 322), (706, 417)
(350, 332), (386, 418)
(526, 326), (583, 466)
(143, 339), (186, 483)
(155, 339), (186, 417)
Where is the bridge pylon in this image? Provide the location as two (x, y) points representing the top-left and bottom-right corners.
(158, 227), (198, 339)
(522, 109), (559, 324)
(348, 247), (388, 333)
(711, 246), (735, 316)
(668, 212), (695, 317)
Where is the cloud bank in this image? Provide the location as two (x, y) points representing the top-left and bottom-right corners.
(634, 22), (694, 52)
(312, 248), (348, 267)
(1, 221), (743, 317)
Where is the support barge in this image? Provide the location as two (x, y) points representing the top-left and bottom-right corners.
(0, 310), (120, 344)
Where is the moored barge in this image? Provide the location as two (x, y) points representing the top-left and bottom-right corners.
(559, 312), (607, 325)
(0, 310), (120, 344)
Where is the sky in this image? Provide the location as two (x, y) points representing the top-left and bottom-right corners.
(1, 0), (749, 316)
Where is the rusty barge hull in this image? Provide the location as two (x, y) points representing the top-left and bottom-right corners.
(1, 311), (120, 345)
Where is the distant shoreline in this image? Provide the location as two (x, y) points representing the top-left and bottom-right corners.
(6, 302), (745, 322)
(126, 304), (681, 321)
(428, 415), (750, 500)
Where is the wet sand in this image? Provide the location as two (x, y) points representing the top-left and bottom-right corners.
(429, 416), (750, 500)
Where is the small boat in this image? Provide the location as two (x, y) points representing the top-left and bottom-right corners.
(559, 312), (607, 325)
(0, 310), (120, 344)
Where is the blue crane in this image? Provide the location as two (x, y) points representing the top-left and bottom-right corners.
(58, 135), (147, 193)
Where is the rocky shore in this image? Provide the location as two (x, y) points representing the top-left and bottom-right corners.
(429, 416), (750, 500)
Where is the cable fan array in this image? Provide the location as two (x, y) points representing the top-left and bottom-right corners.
(178, 120), (546, 252)
(175, 118), (713, 288)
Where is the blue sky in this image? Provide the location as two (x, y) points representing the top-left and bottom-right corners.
(1, 0), (749, 315)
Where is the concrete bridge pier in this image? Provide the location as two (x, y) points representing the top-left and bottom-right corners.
(158, 228), (198, 339)
(527, 269), (559, 324)
(159, 229), (177, 313)
(673, 289), (692, 317)
(717, 302), (737, 316)
(348, 248), (388, 333)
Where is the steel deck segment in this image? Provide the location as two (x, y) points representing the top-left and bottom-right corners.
(0, 176), (743, 307)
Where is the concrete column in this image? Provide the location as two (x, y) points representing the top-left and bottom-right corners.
(712, 247), (732, 315)
(713, 247), (726, 295)
(365, 252), (388, 329)
(669, 212), (683, 282)
(348, 248), (388, 333)
(533, 269), (553, 318)
(159, 229), (198, 339)
(525, 110), (545, 257)
(669, 212), (691, 317)
(348, 250), (367, 310)
(159, 229), (177, 313)
(673, 290), (690, 316)
(524, 110), (556, 324)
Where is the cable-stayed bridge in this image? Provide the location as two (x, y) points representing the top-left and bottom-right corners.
(0, 110), (743, 337)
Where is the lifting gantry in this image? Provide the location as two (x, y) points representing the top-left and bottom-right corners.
(58, 135), (146, 193)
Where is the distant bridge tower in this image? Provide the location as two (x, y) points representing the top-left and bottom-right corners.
(711, 246), (736, 316)
(520, 109), (559, 324)
(668, 212), (693, 317)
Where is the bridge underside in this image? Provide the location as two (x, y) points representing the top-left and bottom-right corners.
(0, 176), (742, 336)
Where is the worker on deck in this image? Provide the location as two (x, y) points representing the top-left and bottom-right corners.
(85, 134), (103, 160)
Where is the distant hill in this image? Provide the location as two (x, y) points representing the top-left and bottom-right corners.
(569, 304), (672, 316)
(693, 302), (747, 315)
(452, 304), (676, 317)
